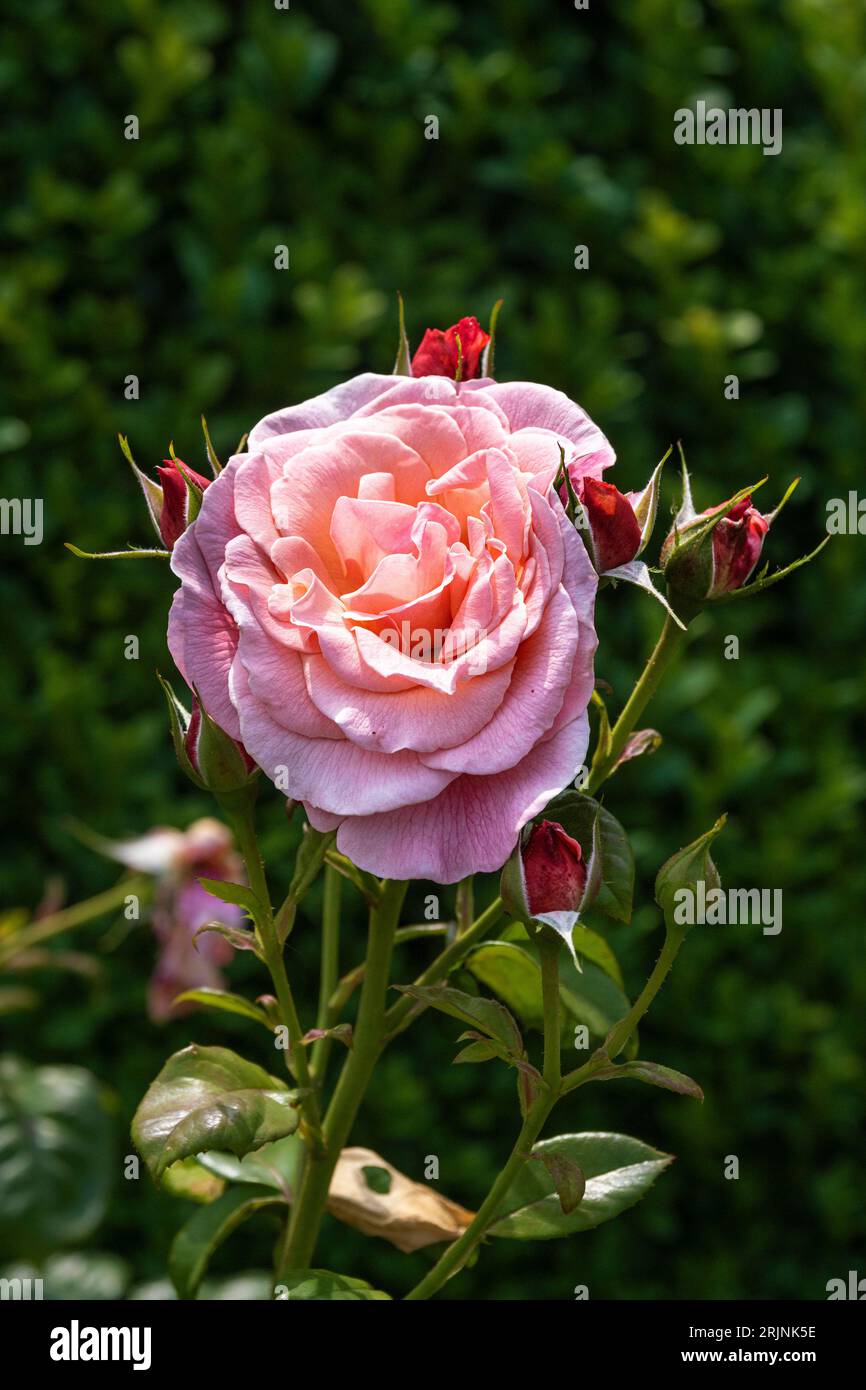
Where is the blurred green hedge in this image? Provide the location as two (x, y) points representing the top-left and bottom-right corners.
(1, 0), (864, 1299)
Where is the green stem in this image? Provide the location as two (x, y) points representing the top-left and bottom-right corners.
(405, 1087), (558, 1300)
(538, 935), (562, 1090)
(310, 864), (341, 1084)
(228, 804), (324, 1153)
(405, 931), (564, 1301)
(278, 878), (407, 1275)
(0, 874), (151, 967)
(455, 877), (474, 935)
(561, 926), (685, 1094)
(383, 895), (504, 1038)
(588, 612), (687, 794)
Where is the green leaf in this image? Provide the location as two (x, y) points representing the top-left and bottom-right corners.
(171, 988), (271, 1029)
(558, 956), (631, 1043)
(1, 1252), (130, 1301)
(490, 1133), (673, 1240)
(198, 877), (265, 923)
(132, 1045), (299, 1182)
(198, 1135), (303, 1197)
(393, 983), (523, 1057)
(289, 827), (337, 904)
(464, 941), (546, 1030)
(590, 1059), (704, 1100)
(0, 1056), (113, 1259)
(655, 814), (727, 935)
(570, 923), (624, 989)
(169, 1185), (286, 1299)
(276, 827), (339, 940)
(323, 848), (381, 907)
(274, 1269), (391, 1301)
(536, 1152), (585, 1215)
(193, 920), (261, 957)
(453, 1038), (502, 1064)
(544, 792), (635, 923)
(161, 1155), (226, 1203)
(611, 727), (663, 775)
(300, 1023), (353, 1050)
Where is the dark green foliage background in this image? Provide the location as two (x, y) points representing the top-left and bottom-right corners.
(1, 0), (864, 1299)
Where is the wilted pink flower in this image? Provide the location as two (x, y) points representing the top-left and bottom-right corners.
(102, 818), (245, 1022)
(411, 317), (490, 380)
(168, 374), (614, 881)
(706, 496), (770, 596)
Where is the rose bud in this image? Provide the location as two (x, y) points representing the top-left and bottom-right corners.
(184, 693), (257, 792)
(705, 496), (770, 596)
(159, 676), (257, 803)
(662, 464), (827, 612)
(560, 452), (686, 625)
(522, 820), (588, 915)
(501, 819), (597, 965)
(411, 316), (490, 380)
(155, 458), (211, 550)
(123, 436), (211, 552)
(574, 478), (643, 573)
(660, 456), (780, 608)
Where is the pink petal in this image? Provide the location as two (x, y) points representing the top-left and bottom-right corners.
(331, 710), (591, 883)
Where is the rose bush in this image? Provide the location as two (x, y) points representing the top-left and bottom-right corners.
(167, 374), (613, 881)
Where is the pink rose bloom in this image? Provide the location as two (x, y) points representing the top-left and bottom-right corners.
(168, 374), (611, 881)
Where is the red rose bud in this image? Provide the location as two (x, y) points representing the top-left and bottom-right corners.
(155, 459), (211, 550)
(411, 316), (490, 381)
(522, 820), (588, 916)
(706, 496), (770, 596)
(575, 477), (642, 574)
(184, 692), (257, 794)
(159, 675), (257, 804)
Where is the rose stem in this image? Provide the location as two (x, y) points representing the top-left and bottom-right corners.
(383, 894), (505, 1038)
(588, 611), (687, 792)
(310, 863), (341, 1085)
(405, 939), (563, 1301)
(229, 803), (324, 1154)
(278, 877), (407, 1275)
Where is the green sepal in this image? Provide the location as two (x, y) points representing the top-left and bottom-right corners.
(200, 415), (223, 476)
(480, 297), (504, 378)
(156, 673), (205, 789)
(654, 814), (727, 936)
(393, 292), (412, 375)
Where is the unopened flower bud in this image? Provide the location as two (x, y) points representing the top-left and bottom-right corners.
(411, 316), (490, 380)
(502, 819), (588, 922)
(184, 693), (257, 795)
(522, 821), (588, 915)
(706, 496), (770, 596)
(575, 478), (642, 573)
(155, 459), (211, 550)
